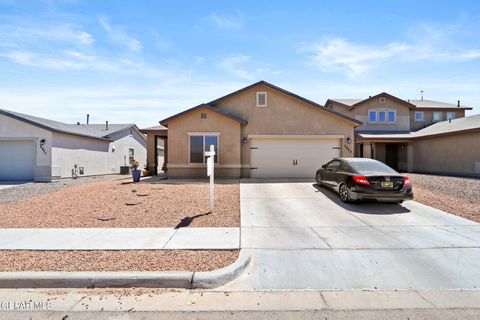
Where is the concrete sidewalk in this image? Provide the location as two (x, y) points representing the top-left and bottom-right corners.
(0, 228), (239, 250)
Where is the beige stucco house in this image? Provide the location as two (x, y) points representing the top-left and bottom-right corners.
(325, 93), (480, 176)
(156, 81), (361, 178)
(0, 108), (147, 181)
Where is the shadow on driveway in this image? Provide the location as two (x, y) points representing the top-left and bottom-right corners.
(312, 184), (411, 215)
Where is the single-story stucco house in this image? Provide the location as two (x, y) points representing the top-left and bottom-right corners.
(155, 81), (361, 178)
(0, 108), (147, 182)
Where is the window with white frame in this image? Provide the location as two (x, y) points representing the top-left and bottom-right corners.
(414, 111), (424, 122)
(378, 111), (386, 123)
(387, 111), (396, 123)
(369, 109), (396, 124)
(433, 111), (442, 122)
(256, 92), (267, 107)
(189, 134), (219, 164)
(446, 112), (455, 121)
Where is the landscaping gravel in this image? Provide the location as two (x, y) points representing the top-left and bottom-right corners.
(408, 173), (480, 223)
(0, 250), (239, 272)
(0, 175), (126, 204)
(0, 180), (240, 228)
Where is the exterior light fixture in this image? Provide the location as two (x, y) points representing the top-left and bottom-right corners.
(40, 139), (46, 147)
(242, 137), (248, 144)
(346, 137), (352, 144)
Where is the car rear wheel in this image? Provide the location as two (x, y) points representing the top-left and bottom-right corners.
(339, 184), (351, 203)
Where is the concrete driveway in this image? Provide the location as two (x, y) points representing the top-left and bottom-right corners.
(221, 180), (480, 290)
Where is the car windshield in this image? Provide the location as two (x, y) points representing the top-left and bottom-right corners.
(348, 160), (398, 175)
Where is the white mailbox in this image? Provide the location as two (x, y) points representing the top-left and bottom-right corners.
(205, 145), (215, 212)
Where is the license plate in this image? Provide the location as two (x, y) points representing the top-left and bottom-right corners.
(381, 181), (394, 188)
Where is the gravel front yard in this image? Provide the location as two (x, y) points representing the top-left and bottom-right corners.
(0, 179), (240, 228)
(0, 250), (239, 272)
(408, 173), (480, 223)
(0, 175), (125, 204)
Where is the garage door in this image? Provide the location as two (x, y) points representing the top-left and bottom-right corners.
(0, 140), (35, 181)
(250, 138), (341, 178)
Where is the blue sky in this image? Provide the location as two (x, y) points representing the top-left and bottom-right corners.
(0, 0), (479, 127)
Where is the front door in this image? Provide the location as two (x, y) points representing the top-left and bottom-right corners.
(385, 144), (398, 170)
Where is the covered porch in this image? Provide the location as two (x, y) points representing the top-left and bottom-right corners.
(356, 133), (413, 172)
(140, 125), (168, 175)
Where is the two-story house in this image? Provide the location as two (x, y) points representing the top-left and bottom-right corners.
(325, 93), (479, 176)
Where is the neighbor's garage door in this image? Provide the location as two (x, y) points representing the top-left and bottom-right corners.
(0, 140), (35, 181)
(250, 138), (341, 178)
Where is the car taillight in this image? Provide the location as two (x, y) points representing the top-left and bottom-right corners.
(353, 176), (371, 185)
(403, 176), (411, 186)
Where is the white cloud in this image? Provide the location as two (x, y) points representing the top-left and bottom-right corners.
(218, 55), (278, 80)
(208, 13), (242, 29)
(0, 24), (94, 47)
(304, 26), (480, 78)
(219, 54), (253, 79)
(99, 18), (142, 51)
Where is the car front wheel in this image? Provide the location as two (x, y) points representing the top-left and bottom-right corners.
(339, 184), (351, 203)
(315, 172), (323, 185)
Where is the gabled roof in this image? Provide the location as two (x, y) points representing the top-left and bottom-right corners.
(207, 80), (362, 125)
(0, 108), (138, 141)
(347, 92), (416, 110)
(160, 104), (248, 126)
(327, 95), (473, 111)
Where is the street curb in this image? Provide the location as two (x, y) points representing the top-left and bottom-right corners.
(192, 250), (251, 289)
(0, 251), (250, 289)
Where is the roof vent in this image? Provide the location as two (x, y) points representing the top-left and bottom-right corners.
(457, 100), (460, 107)
(106, 121), (109, 130)
(87, 114), (90, 124)
(76, 122), (80, 125)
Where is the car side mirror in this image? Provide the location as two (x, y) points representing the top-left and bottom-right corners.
(322, 164), (326, 169)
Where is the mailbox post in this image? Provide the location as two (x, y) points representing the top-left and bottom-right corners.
(205, 145), (215, 212)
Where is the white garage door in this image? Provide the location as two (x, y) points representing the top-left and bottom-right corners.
(0, 140), (35, 181)
(250, 138), (341, 178)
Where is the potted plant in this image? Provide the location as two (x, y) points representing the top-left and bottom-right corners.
(131, 160), (141, 183)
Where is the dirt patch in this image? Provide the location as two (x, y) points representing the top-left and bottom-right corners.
(408, 173), (480, 223)
(0, 180), (240, 228)
(0, 250), (239, 272)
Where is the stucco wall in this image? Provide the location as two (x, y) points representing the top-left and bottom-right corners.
(166, 107), (241, 178)
(410, 109), (465, 131)
(412, 131), (480, 175)
(0, 114), (52, 181)
(51, 128), (147, 178)
(349, 98), (411, 132)
(213, 84), (356, 170)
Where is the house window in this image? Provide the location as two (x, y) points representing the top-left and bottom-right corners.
(189, 134), (219, 164)
(378, 111), (386, 123)
(447, 112), (455, 121)
(415, 111), (424, 122)
(433, 111), (442, 122)
(379, 97), (386, 103)
(256, 92), (267, 107)
(369, 111), (377, 123)
(387, 111), (396, 123)
(129, 148), (135, 164)
(200, 113), (207, 119)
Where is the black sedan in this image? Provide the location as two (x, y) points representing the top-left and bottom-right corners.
(315, 158), (413, 203)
